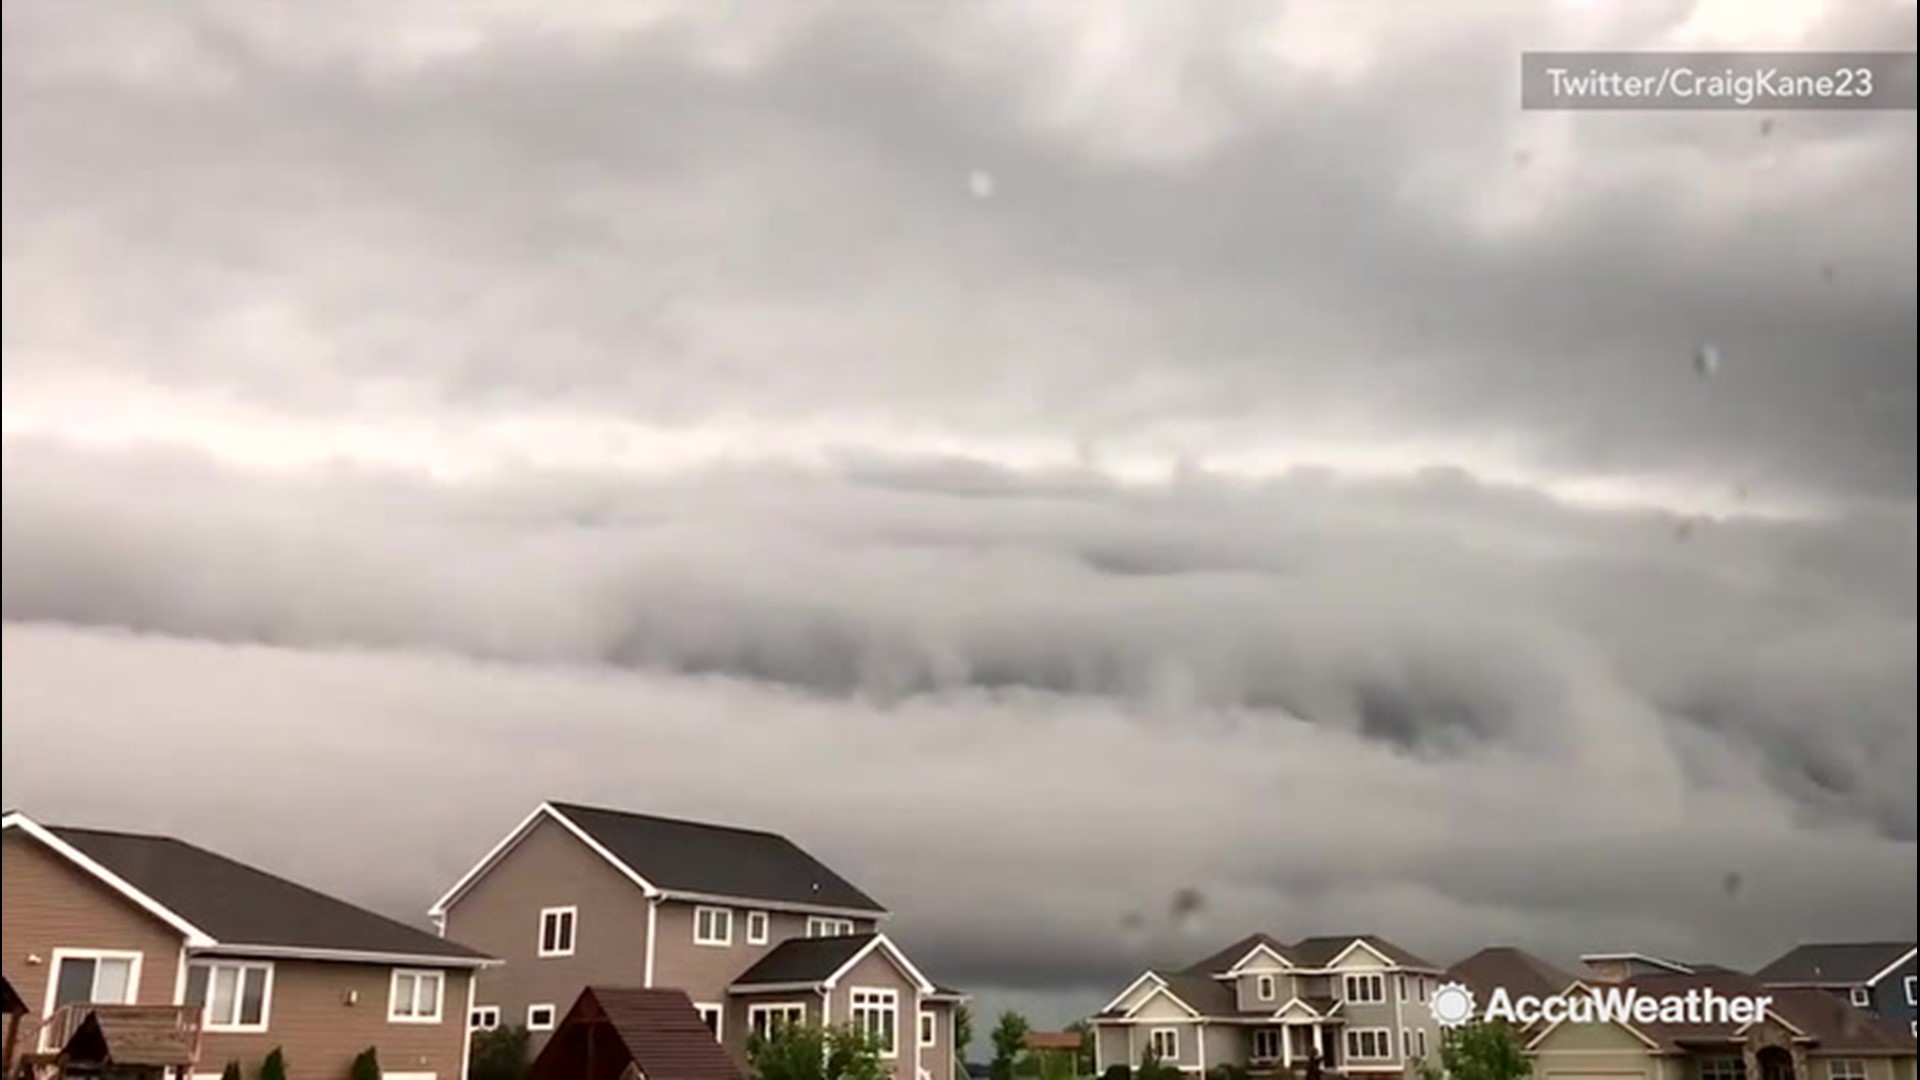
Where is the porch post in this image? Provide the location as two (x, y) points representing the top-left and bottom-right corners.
(1282, 1026), (1293, 1069)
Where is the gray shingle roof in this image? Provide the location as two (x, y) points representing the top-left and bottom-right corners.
(1755, 943), (1916, 987)
(549, 802), (886, 914)
(1449, 946), (1579, 1001)
(1178, 933), (1439, 975)
(732, 934), (877, 986)
(47, 825), (486, 963)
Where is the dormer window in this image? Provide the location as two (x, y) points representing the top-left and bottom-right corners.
(1256, 974), (1276, 1001)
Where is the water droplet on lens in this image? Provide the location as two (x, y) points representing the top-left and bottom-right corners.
(1692, 343), (1722, 378)
(1722, 871), (1744, 898)
(1758, 117), (1775, 137)
(1120, 910), (1149, 951)
(967, 170), (996, 200)
(1170, 888), (1208, 935)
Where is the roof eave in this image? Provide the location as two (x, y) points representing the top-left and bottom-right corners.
(190, 943), (499, 969)
(3, 812), (219, 948)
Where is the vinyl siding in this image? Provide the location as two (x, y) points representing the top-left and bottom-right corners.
(194, 959), (473, 1080)
(440, 814), (655, 1056)
(650, 900), (877, 1007)
(1, 830), (187, 1015)
(827, 949), (923, 1080)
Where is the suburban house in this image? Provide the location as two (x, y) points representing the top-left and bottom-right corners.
(2, 810), (492, 1080)
(1446, 946), (1581, 1006)
(528, 987), (744, 1080)
(1090, 933), (1450, 1076)
(1526, 960), (1917, 1080)
(429, 800), (967, 1080)
(1755, 946), (1917, 1039)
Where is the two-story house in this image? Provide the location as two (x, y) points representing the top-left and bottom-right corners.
(2, 810), (492, 1080)
(429, 801), (967, 1080)
(1756, 945), (1918, 1040)
(1090, 933), (1449, 1076)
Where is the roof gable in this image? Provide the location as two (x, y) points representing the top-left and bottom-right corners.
(6, 812), (486, 965)
(431, 802), (887, 918)
(1755, 943), (1918, 987)
(730, 933), (935, 994)
(536, 988), (743, 1080)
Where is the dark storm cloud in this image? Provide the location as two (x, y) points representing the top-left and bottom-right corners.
(3, 0), (1915, 500)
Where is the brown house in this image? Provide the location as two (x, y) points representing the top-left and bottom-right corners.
(430, 801), (967, 1080)
(529, 987), (744, 1080)
(2, 810), (494, 1080)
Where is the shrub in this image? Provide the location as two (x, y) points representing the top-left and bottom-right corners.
(469, 1025), (533, 1080)
(220, 1062), (242, 1080)
(350, 1046), (382, 1080)
(1100, 1067), (1132, 1080)
(259, 1048), (288, 1080)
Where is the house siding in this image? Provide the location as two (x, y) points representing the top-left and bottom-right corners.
(727, 988), (825, 1069)
(1129, 994), (1202, 1071)
(1096, 1025), (1132, 1072)
(651, 901), (877, 1007)
(1869, 956), (1917, 1031)
(1, 830), (187, 1015)
(827, 949), (924, 1080)
(192, 959), (474, 1080)
(440, 814), (655, 1053)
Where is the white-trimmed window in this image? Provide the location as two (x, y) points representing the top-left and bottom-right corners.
(1417, 1029), (1429, 1058)
(388, 969), (445, 1023)
(538, 906), (577, 957)
(1344, 974), (1386, 1004)
(1252, 1030), (1283, 1061)
(695, 906), (734, 946)
(919, 1010), (937, 1048)
(696, 1003), (724, 1040)
(1906, 975), (1916, 1006)
(527, 1003), (557, 1031)
(1402, 1030), (1414, 1057)
(48, 950), (141, 1009)
(1255, 974), (1276, 1001)
(1828, 1062), (1867, 1080)
(1700, 1058), (1747, 1080)
(851, 989), (899, 1057)
(470, 1006), (501, 1031)
(1398, 975), (1410, 1002)
(747, 911), (771, 945)
(1417, 977), (1430, 1003)
(185, 961), (273, 1032)
(748, 1003), (807, 1040)
(1345, 1029), (1392, 1061)
(1851, 987), (1872, 1007)
(807, 916), (855, 938)
(1148, 1028), (1179, 1061)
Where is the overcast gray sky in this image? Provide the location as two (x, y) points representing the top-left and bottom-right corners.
(2, 0), (1915, 1037)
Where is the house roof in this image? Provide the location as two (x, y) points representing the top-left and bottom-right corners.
(14, 817), (487, 965)
(1026, 1033), (1085, 1052)
(1448, 946), (1579, 1001)
(733, 934), (877, 985)
(1533, 972), (1916, 1056)
(435, 801), (888, 917)
(1183, 933), (1288, 976)
(1754, 943), (1917, 988)
(1181, 933), (1439, 976)
(1, 974), (26, 1015)
(540, 988), (743, 1080)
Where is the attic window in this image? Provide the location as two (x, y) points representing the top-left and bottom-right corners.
(1850, 987), (1871, 1007)
(1256, 974), (1276, 1001)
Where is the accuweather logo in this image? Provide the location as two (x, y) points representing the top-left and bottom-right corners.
(1428, 982), (1773, 1029)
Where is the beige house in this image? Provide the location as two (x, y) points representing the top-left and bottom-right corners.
(430, 800), (966, 1080)
(2, 810), (491, 1080)
(1091, 933), (1450, 1076)
(1525, 958), (1917, 1080)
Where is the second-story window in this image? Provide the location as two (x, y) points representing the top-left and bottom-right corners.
(747, 910), (770, 945)
(389, 969), (445, 1023)
(1344, 974), (1386, 1004)
(919, 1010), (937, 1047)
(695, 905), (733, 946)
(1255, 974), (1276, 1001)
(539, 906), (577, 957)
(807, 916), (854, 938)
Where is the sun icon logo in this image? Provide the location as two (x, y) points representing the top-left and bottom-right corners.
(1429, 982), (1478, 1028)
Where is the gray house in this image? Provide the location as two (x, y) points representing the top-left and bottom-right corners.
(1090, 933), (1448, 1076)
(430, 801), (966, 1080)
(1756, 944), (1917, 1039)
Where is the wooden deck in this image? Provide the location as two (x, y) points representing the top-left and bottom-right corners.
(17, 1004), (203, 1078)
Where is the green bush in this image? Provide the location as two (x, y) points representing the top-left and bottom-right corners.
(469, 1025), (533, 1080)
(350, 1046), (382, 1080)
(259, 1048), (288, 1080)
(220, 1062), (242, 1080)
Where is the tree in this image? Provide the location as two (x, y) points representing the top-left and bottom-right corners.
(1065, 1020), (1093, 1078)
(219, 1063), (242, 1080)
(259, 1047), (289, 1080)
(350, 1046), (382, 1080)
(748, 1020), (887, 1080)
(1416, 1023), (1531, 1080)
(955, 1005), (976, 1062)
(989, 1012), (1032, 1080)
(469, 1025), (532, 1080)
(1135, 1053), (1181, 1080)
